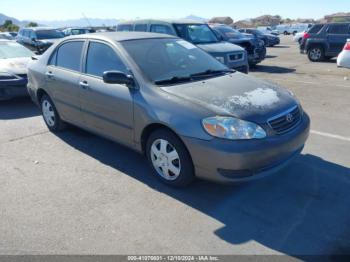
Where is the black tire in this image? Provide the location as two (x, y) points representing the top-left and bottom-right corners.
(284, 31), (288, 35)
(307, 46), (325, 62)
(146, 129), (195, 187)
(40, 94), (66, 132)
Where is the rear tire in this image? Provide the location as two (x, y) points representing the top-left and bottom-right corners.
(40, 94), (66, 132)
(307, 46), (325, 62)
(146, 129), (195, 187)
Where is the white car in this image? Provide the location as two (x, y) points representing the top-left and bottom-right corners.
(337, 39), (350, 69)
(257, 26), (279, 35)
(293, 31), (306, 44)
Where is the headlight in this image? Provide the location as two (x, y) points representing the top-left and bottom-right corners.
(202, 116), (266, 140)
(215, 56), (225, 64)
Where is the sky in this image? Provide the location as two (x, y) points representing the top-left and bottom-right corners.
(1, 0), (349, 21)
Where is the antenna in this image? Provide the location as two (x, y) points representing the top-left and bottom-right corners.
(82, 12), (92, 27)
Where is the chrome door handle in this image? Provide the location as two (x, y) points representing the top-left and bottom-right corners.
(79, 81), (89, 89)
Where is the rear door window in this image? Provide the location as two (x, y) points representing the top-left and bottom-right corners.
(134, 24), (147, 32)
(85, 41), (128, 77)
(56, 41), (84, 72)
(150, 24), (173, 35)
(328, 24), (349, 34)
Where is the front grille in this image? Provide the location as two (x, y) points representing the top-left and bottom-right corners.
(228, 53), (244, 61)
(268, 106), (302, 134)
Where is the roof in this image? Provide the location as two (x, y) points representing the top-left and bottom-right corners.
(67, 31), (177, 42)
(118, 19), (204, 25)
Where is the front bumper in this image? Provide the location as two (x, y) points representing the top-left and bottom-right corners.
(181, 113), (310, 183)
(248, 47), (266, 65)
(0, 77), (28, 100)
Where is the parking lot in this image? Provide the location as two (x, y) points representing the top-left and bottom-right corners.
(0, 35), (349, 256)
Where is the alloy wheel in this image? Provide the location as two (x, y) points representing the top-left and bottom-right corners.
(310, 48), (322, 61)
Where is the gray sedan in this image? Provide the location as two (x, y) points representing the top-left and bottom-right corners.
(27, 32), (310, 187)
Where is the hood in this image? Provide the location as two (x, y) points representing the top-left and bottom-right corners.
(0, 57), (31, 75)
(264, 33), (278, 38)
(197, 41), (244, 54)
(161, 73), (297, 124)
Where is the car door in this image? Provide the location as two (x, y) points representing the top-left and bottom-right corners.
(327, 24), (350, 55)
(79, 40), (134, 146)
(45, 40), (85, 125)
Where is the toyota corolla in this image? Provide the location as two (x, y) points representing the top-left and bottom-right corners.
(27, 32), (310, 187)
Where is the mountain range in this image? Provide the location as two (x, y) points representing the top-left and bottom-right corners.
(0, 13), (208, 28)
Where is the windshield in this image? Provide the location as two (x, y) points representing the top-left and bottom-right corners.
(174, 24), (219, 44)
(216, 27), (244, 39)
(121, 38), (230, 85)
(36, 30), (64, 40)
(0, 41), (33, 59)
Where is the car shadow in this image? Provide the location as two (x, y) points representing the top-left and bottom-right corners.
(270, 45), (290, 48)
(250, 65), (296, 74)
(265, 55), (278, 59)
(54, 127), (350, 257)
(0, 97), (40, 119)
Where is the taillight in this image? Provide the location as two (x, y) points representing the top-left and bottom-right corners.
(303, 33), (310, 39)
(344, 42), (350, 51)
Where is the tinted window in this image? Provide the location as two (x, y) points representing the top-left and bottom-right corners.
(86, 42), (127, 77)
(23, 30), (30, 37)
(134, 24), (147, 32)
(150, 24), (173, 35)
(56, 41), (84, 71)
(117, 24), (133, 31)
(328, 24), (349, 34)
(36, 30), (64, 39)
(216, 27), (244, 39)
(308, 24), (324, 34)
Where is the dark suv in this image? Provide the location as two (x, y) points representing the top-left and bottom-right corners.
(16, 27), (65, 54)
(300, 23), (350, 62)
(210, 24), (266, 67)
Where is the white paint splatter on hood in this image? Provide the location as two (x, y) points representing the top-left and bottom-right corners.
(227, 87), (280, 108)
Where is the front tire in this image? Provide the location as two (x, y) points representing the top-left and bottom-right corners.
(146, 129), (195, 187)
(307, 46), (325, 62)
(40, 94), (66, 132)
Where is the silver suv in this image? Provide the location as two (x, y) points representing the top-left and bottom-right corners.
(117, 19), (249, 73)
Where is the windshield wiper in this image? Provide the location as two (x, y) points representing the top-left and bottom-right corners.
(190, 69), (235, 78)
(154, 76), (192, 85)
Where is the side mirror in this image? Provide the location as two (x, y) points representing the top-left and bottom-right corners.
(31, 38), (37, 42)
(103, 71), (134, 86)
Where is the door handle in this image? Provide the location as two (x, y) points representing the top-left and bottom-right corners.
(45, 71), (55, 79)
(79, 81), (89, 90)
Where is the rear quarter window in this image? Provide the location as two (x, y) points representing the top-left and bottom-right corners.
(328, 24), (349, 34)
(308, 24), (324, 34)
